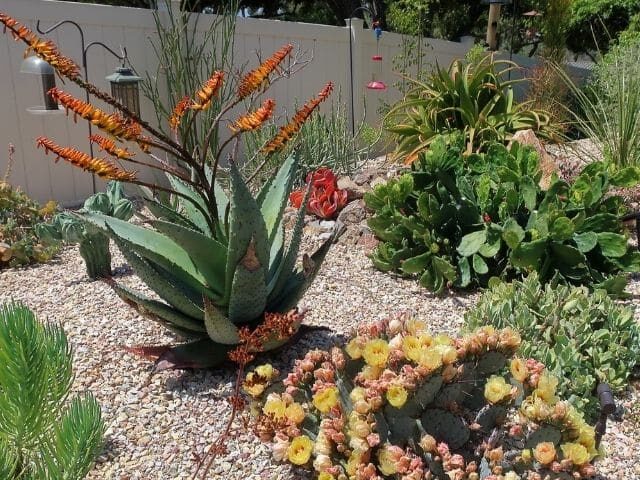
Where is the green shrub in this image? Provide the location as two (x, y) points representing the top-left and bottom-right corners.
(248, 319), (600, 478)
(37, 181), (134, 279)
(0, 175), (60, 269)
(464, 273), (640, 420)
(385, 55), (553, 164)
(566, 0), (640, 57)
(0, 302), (104, 479)
(365, 134), (640, 294)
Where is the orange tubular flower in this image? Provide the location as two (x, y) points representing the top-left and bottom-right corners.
(238, 44), (293, 99)
(261, 82), (333, 155)
(169, 96), (191, 131)
(90, 134), (135, 160)
(0, 13), (81, 79)
(191, 71), (224, 111)
(49, 88), (142, 142)
(230, 99), (275, 132)
(36, 137), (136, 181)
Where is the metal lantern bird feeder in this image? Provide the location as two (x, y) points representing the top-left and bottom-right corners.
(106, 66), (142, 116)
(367, 21), (386, 91)
(20, 56), (60, 113)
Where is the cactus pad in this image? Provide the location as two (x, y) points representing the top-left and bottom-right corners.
(421, 408), (470, 450)
(524, 425), (562, 448)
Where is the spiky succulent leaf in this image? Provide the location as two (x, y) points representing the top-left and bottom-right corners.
(203, 297), (239, 344)
(112, 283), (206, 338)
(224, 160), (270, 321)
(149, 219), (227, 299)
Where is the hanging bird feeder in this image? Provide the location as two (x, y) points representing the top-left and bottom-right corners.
(367, 21), (386, 91)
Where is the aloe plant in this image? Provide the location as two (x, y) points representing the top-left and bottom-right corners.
(37, 181), (133, 279)
(0, 13), (338, 369)
(386, 54), (554, 163)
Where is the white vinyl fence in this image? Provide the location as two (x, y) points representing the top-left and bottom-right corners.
(0, 0), (579, 206)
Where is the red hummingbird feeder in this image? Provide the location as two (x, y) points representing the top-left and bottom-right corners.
(367, 21), (386, 91)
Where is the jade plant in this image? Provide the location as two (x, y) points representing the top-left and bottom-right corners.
(37, 181), (133, 279)
(0, 302), (104, 479)
(246, 317), (599, 479)
(365, 134), (640, 294)
(465, 273), (640, 420)
(0, 12), (338, 369)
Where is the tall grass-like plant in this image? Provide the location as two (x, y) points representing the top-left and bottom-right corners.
(142, 2), (237, 161)
(243, 91), (373, 186)
(554, 60), (640, 168)
(0, 302), (104, 479)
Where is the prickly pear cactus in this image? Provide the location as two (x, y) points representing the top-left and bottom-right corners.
(247, 316), (599, 479)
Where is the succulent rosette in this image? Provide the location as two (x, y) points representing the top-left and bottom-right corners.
(290, 167), (348, 219)
(246, 317), (599, 479)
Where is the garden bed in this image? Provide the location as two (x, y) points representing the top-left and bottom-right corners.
(1, 233), (640, 479)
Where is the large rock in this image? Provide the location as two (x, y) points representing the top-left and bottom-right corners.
(510, 129), (558, 190)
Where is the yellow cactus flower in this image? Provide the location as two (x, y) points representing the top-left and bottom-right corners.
(287, 435), (313, 465)
(509, 358), (528, 383)
(318, 472), (335, 480)
(362, 339), (390, 367)
(377, 446), (398, 476)
(535, 373), (558, 403)
(285, 402), (305, 424)
(521, 449), (532, 463)
(405, 318), (427, 335)
(561, 442), (590, 465)
(350, 387), (366, 403)
(484, 376), (512, 404)
(402, 335), (422, 362)
(436, 344), (458, 364)
(255, 363), (276, 380)
(434, 333), (453, 346)
(345, 337), (363, 359)
(262, 394), (286, 419)
(313, 386), (340, 413)
(243, 372), (266, 397)
(418, 348), (442, 371)
(533, 442), (556, 465)
(386, 384), (408, 408)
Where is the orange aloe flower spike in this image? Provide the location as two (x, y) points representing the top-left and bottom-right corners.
(237, 44), (293, 99)
(36, 137), (136, 181)
(191, 71), (224, 111)
(261, 82), (333, 155)
(49, 88), (143, 143)
(229, 99), (275, 133)
(90, 134), (135, 160)
(169, 96), (191, 131)
(0, 13), (81, 79)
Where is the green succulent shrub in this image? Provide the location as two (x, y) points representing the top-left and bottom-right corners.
(247, 318), (600, 478)
(385, 55), (553, 164)
(365, 134), (640, 294)
(37, 181), (133, 279)
(465, 273), (640, 420)
(0, 180), (60, 270)
(0, 302), (104, 479)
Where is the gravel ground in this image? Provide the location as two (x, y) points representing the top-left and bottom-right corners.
(1, 232), (639, 479)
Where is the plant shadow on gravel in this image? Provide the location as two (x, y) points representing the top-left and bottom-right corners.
(161, 326), (343, 395)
